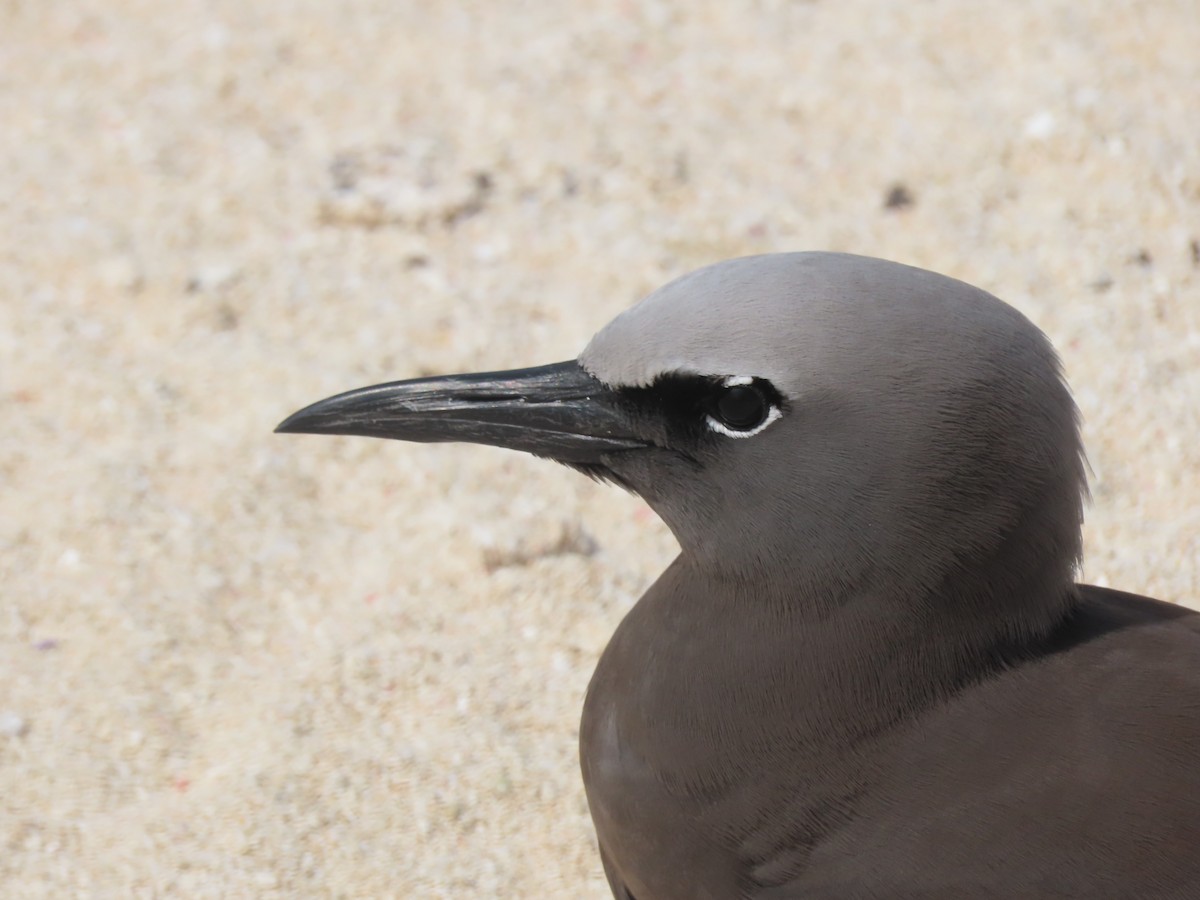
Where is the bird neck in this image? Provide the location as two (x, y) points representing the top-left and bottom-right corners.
(666, 543), (1079, 743)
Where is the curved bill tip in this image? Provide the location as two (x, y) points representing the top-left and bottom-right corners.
(274, 408), (330, 435)
(273, 413), (305, 435)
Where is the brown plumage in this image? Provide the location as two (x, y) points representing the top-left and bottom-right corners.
(278, 253), (1200, 898)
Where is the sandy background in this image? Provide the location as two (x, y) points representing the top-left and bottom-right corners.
(3, 1), (1199, 896)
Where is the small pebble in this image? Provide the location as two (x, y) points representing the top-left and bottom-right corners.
(186, 263), (240, 293)
(0, 712), (29, 738)
(252, 870), (279, 888)
(98, 256), (144, 293)
(1023, 111), (1057, 140)
(883, 183), (915, 210)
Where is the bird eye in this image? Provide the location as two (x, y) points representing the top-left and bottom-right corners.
(715, 385), (767, 429)
(705, 378), (781, 438)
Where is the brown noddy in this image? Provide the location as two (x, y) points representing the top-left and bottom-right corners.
(277, 252), (1200, 898)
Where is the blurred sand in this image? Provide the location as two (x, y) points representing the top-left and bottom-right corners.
(2, 1), (1198, 896)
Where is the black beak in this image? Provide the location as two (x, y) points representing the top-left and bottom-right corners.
(275, 360), (646, 464)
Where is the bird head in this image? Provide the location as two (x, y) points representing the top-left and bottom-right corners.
(278, 253), (1085, 627)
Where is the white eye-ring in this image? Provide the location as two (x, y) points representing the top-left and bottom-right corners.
(704, 375), (782, 438)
